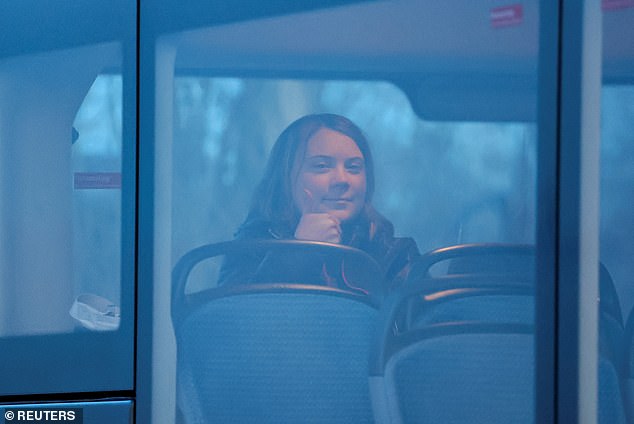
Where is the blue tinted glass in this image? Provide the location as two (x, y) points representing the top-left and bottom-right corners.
(154, 2), (539, 422)
(598, 5), (634, 423)
(0, 45), (123, 336)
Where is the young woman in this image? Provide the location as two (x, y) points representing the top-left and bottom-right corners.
(218, 113), (419, 294)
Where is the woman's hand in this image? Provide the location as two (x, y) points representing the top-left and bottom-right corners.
(295, 213), (341, 243)
(294, 189), (341, 243)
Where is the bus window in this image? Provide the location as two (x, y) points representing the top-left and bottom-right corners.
(171, 78), (536, 290)
(599, 4), (634, 423)
(0, 44), (123, 336)
(599, 83), (634, 424)
(71, 73), (123, 330)
(147, 2), (540, 422)
(0, 1), (135, 397)
(600, 85), (634, 327)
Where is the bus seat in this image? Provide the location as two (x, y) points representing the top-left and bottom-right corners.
(407, 278), (534, 327)
(173, 284), (378, 423)
(381, 325), (534, 424)
(369, 277), (534, 423)
(401, 244), (534, 335)
(409, 244), (623, 328)
(171, 240), (382, 423)
(408, 243), (624, 372)
(371, 274), (627, 424)
(408, 243), (535, 281)
(172, 239), (384, 301)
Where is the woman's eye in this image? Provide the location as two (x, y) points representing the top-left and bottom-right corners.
(310, 162), (330, 171)
(347, 163), (364, 174)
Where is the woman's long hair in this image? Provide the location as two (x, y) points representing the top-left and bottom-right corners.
(238, 113), (393, 246)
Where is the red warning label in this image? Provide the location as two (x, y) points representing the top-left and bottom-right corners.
(491, 4), (523, 28)
(602, 0), (634, 10)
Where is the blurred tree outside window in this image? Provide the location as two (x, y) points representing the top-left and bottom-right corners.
(171, 78), (537, 291)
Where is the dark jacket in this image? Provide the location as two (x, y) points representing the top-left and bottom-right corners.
(217, 218), (420, 296)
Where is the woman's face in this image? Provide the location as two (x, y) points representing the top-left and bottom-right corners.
(292, 128), (367, 223)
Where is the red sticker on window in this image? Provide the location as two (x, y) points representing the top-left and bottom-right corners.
(491, 4), (523, 28)
(74, 172), (122, 189)
(602, 0), (634, 10)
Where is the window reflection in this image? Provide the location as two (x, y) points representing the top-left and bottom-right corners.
(601, 85), (634, 316)
(0, 46), (123, 336)
(72, 75), (123, 313)
(172, 78), (536, 291)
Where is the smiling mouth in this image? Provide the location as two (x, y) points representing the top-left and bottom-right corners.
(323, 198), (351, 203)
(322, 198), (352, 210)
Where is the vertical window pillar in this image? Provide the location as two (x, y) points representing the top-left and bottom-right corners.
(559, 1), (602, 423)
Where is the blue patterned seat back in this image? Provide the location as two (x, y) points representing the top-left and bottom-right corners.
(384, 326), (534, 424)
(175, 288), (377, 424)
